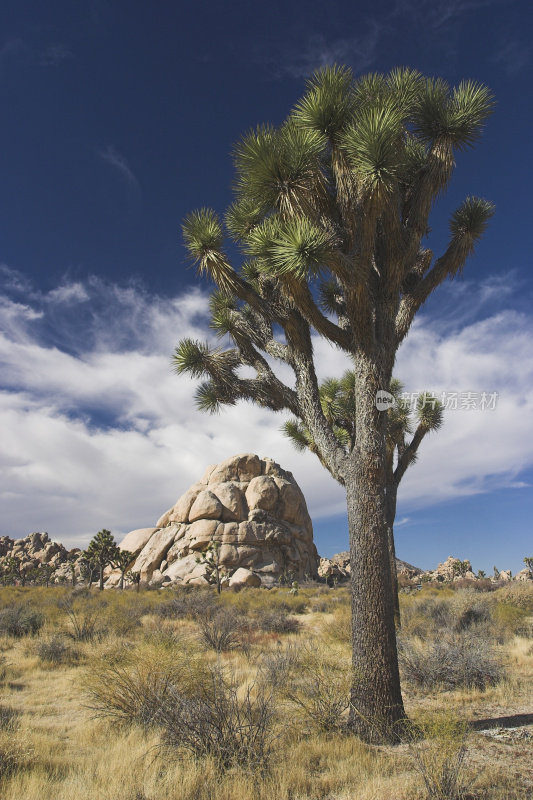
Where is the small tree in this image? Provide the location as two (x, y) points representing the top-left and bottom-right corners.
(195, 538), (226, 593)
(37, 563), (56, 587)
(493, 565), (500, 580)
(523, 557), (533, 578)
(84, 530), (119, 591)
(126, 570), (141, 592)
(112, 549), (135, 590)
(4, 556), (23, 586)
(477, 570), (486, 579)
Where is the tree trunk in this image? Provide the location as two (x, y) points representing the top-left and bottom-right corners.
(386, 483), (401, 627)
(99, 565), (104, 591)
(347, 354), (406, 742)
(119, 572), (124, 590)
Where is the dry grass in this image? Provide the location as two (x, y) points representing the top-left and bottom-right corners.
(0, 583), (529, 799)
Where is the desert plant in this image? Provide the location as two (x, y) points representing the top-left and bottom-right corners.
(174, 64), (494, 740)
(407, 716), (474, 800)
(37, 635), (80, 666)
(197, 608), (246, 652)
(84, 641), (210, 730)
(85, 529), (119, 590)
(112, 549), (135, 590)
(256, 610), (301, 634)
(157, 663), (276, 771)
(0, 604), (44, 638)
(59, 595), (104, 642)
(398, 632), (502, 691)
(261, 642), (351, 732)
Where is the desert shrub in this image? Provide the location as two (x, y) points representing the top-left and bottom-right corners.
(37, 635), (80, 666)
(105, 604), (143, 636)
(399, 633), (503, 691)
(492, 603), (531, 639)
(259, 642), (302, 689)
(155, 588), (219, 621)
(157, 663), (276, 771)
(407, 715), (474, 800)
(84, 641), (207, 729)
(59, 595), (105, 642)
(491, 583), (533, 611)
(197, 608), (247, 652)
(310, 598), (331, 613)
(256, 610), (300, 634)
(0, 605), (44, 638)
(261, 642), (351, 732)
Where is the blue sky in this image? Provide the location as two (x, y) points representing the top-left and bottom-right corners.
(1, 0), (532, 572)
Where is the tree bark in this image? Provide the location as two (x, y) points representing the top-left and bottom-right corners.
(386, 483), (401, 627)
(99, 565), (104, 591)
(347, 353), (406, 742)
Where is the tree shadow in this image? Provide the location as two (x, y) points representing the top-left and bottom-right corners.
(470, 713), (533, 730)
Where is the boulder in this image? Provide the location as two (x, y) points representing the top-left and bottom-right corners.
(119, 527), (158, 555)
(115, 454), (318, 588)
(229, 568), (261, 588)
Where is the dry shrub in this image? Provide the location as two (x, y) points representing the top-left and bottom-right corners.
(155, 589), (219, 621)
(197, 608), (248, 652)
(0, 605), (44, 638)
(407, 715), (475, 800)
(84, 640), (208, 729)
(399, 632), (503, 691)
(492, 582), (533, 611)
(255, 610), (300, 635)
(157, 663), (276, 772)
(58, 594), (105, 642)
(36, 635), (80, 667)
(261, 642), (351, 732)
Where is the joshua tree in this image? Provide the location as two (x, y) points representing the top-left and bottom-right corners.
(37, 563), (56, 587)
(174, 66), (494, 740)
(125, 569), (141, 592)
(85, 529), (119, 591)
(112, 549), (135, 590)
(195, 538), (225, 594)
(283, 372), (442, 623)
(523, 557), (533, 577)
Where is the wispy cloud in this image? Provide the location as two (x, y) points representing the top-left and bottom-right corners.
(269, 25), (382, 79)
(46, 283), (89, 304)
(98, 145), (139, 190)
(493, 38), (529, 76)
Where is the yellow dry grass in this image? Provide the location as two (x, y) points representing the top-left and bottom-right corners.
(0, 583), (530, 799)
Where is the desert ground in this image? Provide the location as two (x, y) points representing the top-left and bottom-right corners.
(0, 580), (531, 800)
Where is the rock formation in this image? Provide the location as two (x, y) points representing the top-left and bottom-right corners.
(108, 453), (319, 588)
(0, 532), (83, 583)
(318, 551), (422, 582)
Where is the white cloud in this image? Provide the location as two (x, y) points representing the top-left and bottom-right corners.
(0, 270), (532, 551)
(46, 283), (89, 304)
